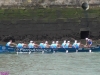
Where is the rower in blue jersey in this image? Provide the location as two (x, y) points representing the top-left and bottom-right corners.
(50, 41), (57, 48)
(28, 41), (34, 48)
(39, 41), (45, 48)
(16, 41), (23, 48)
(61, 40), (66, 48)
(6, 40), (16, 47)
(72, 40), (78, 48)
(65, 41), (70, 48)
(76, 42), (81, 48)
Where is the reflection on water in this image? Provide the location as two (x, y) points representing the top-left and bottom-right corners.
(0, 52), (100, 75)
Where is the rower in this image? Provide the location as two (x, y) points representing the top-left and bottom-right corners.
(28, 41), (34, 48)
(76, 41), (81, 48)
(22, 41), (28, 48)
(72, 40), (78, 48)
(44, 41), (50, 48)
(56, 41), (61, 48)
(39, 41), (45, 48)
(50, 41), (57, 48)
(61, 40), (66, 48)
(6, 40), (16, 47)
(16, 41), (23, 48)
(65, 41), (70, 48)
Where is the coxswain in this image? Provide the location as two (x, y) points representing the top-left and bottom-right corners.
(85, 38), (92, 47)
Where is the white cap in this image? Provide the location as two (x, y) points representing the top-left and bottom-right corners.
(52, 41), (55, 44)
(45, 41), (48, 43)
(67, 41), (70, 43)
(56, 41), (59, 43)
(85, 38), (88, 40)
(30, 41), (33, 43)
(64, 40), (66, 43)
(75, 40), (77, 43)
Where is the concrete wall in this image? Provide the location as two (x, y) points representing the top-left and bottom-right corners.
(0, 18), (100, 41)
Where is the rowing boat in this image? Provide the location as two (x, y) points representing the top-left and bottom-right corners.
(0, 45), (100, 54)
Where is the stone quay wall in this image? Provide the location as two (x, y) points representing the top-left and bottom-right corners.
(0, 18), (100, 42)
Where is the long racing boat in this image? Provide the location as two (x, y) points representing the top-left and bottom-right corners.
(0, 45), (100, 54)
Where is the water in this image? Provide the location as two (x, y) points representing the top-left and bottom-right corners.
(0, 52), (100, 75)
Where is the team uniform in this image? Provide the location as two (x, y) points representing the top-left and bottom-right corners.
(50, 41), (57, 48)
(72, 40), (78, 48)
(61, 40), (66, 48)
(44, 41), (49, 48)
(17, 43), (23, 48)
(39, 43), (45, 48)
(85, 38), (92, 47)
(65, 41), (70, 48)
(6, 42), (11, 46)
(28, 41), (34, 48)
(87, 39), (92, 47)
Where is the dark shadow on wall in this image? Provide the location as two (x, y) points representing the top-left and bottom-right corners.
(2, 35), (15, 42)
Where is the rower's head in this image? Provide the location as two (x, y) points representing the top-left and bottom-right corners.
(75, 40), (77, 43)
(64, 40), (66, 43)
(56, 41), (59, 44)
(67, 41), (70, 43)
(85, 38), (88, 40)
(9, 40), (12, 42)
(30, 41), (33, 43)
(45, 41), (48, 44)
(52, 41), (55, 44)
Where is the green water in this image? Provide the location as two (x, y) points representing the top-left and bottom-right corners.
(0, 52), (100, 75)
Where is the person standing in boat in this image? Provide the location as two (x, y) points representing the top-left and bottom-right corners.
(85, 38), (92, 47)
(6, 40), (16, 47)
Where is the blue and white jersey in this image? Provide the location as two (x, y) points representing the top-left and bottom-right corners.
(72, 43), (78, 48)
(76, 43), (80, 48)
(39, 43), (45, 48)
(61, 43), (66, 48)
(17, 43), (23, 48)
(44, 44), (47, 48)
(65, 43), (69, 48)
(28, 43), (34, 48)
(6, 42), (11, 46)
(50, 44), (57, 48)
(87, 39), (92, 45)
